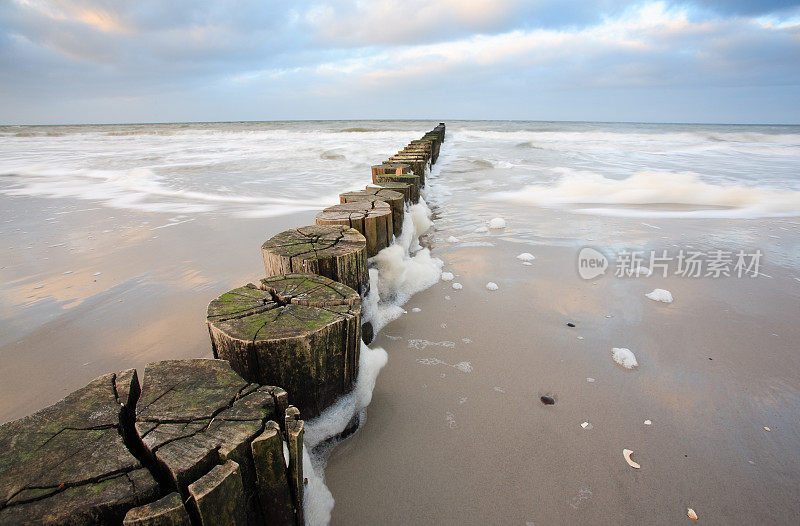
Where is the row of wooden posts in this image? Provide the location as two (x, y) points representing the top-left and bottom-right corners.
(0, 124), (445, 526)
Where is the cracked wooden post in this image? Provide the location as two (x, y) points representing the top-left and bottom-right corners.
(123, 493), (191, 525)
(0, 370), (160, 525)
(251, 421), (294, 525)
(262, 224), (368, 295)
(206, 274), (361, 418)
(188, 460), (247, 526)
(340, 188), (404, 238)
(372, 173), (420, 203)
(388, 155), (427, 186)
(366, 182), (413, 205)
(371, 163), (409, 176)
(315, 200), (393, 257)
(285, 407), (304, 526)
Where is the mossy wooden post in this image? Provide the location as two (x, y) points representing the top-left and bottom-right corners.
(262, 225), (368, 295)
(315, 201), (393, 257)
(285, 407), (304, 526)
(372, 173), (420, 203)
(188, 460), (247, 526)
(371, 163), (409, 176)
(340, 189), (404, 238)
(207, 274), (361, 418)
(388, 155), (427, 186)
(251, 421), (294, 525)
(0, 370), (160, 525)
(366, 182), (413, 205)
(123, 493), (191, 525)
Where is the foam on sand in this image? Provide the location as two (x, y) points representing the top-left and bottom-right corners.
(486, 282), (499, 290)
(362, 199), (443, 334)
(302, 343), (389, 525)
(446, 236), (460, 243)
(611, 348), (638, 369)
(452, 282), (463, 290)
(645, 288), (674, 303)
(441, 271), (454, 281)
(516, 252), (535, 262)
(488, 169), (800, 219)
(488, 217), (507, 229)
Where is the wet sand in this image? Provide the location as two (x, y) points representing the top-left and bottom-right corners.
(324, 228), (800, 524)
(0, 193), (316, 423)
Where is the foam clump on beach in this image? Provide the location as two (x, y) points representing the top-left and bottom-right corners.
(516, 252), (535, 262)
(362, 199), (443, 334)
(303, 342), (389, 525)
(441, 271), (454, 281)
(645, 288), (674, 303)
(486, 282), (499, 290)
(611, 348), (638, 369)
(446, 236), (459, 243)
(452, 282), (463, 290)
(488, 217), (506, 229)
(475, 225), (489, 233)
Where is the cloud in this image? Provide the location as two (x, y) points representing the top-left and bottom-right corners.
(0, 1), (798, 123)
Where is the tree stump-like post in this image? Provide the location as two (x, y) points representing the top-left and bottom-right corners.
(315, 201), (393, 257)
(284, 407), (304, 526)
(123, 493), (191, 525)
(188, 460), (247, 526)
(372, 173), (420, 203)
(251, 422), (294, 525)
(339, 189), (404, 238)
(365, 182), (413, 205)
(261, 225), (368, 296)
(206, 274), (361, 419)
(387, 156), (427, 185)
(371, 163), (409, 176)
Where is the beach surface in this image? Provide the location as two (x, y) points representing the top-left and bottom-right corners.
(2, 121), (800, 524)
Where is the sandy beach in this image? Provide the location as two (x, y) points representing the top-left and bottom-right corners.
(2, 121), (799, 524)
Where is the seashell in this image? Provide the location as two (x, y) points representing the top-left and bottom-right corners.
(623, 448), (640, 469)
(687, 508), (698, 520)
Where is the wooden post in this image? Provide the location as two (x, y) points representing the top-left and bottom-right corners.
(262, 225), (368, 296)
(366, 182), (413, 205)
(251, 421), (294, 525)
(188, 460), (247, 526)
(315, 201), (393, 257)
(339, 189), (404, 238)
(284, 407), (304, 526)
(123, 493), (191, 525)
(206, 275), (361, 418)
(387, 155), (427, 186)
(373, 173), (420, 203)
(371, 163), (409, 176)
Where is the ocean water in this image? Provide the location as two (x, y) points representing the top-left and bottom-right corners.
(2, 120), (799, 222)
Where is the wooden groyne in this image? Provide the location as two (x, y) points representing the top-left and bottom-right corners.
(0, 123), (445, 525)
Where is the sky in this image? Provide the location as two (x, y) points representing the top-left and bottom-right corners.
(0, 0), (799, 125)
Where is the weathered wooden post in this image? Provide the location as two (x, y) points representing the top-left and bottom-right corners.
(123, 493), (191, 525)
(372, 173), (420, 203)
(207, 274), (361, 418)
(251, 421), (294, 525)
(339, 189), (404, 238)
(315, 201), (393, 257)
(262, 225), (368, 295)
(285, 406), (304, 526)
(366, 182), (414, 204)
(387, 155), (427, 186)
(371, 163), (409, 176)
(188, 460), (247, 526)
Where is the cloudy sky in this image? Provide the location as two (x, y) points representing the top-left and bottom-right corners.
(1, 1), (799, 124)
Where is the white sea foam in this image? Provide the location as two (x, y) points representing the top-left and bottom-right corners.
(486, 282), (499, 290)
(302, 343), (388, 525)
(611, 348), (638, 369)
(645, 288), (674, 303)
(488, 217), (507, 229)
(516, 252), (535, 262)
(446, 236), (460, 243)
(452, 282), (463, 290)
(489, 169), (800, 219)
(361, 200), (442, 334)
(441, 272), (454, 281)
